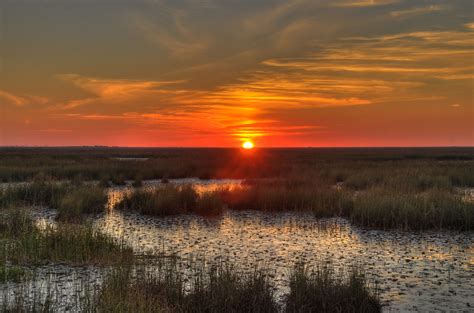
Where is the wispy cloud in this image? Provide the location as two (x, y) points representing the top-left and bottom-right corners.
(0, 89), (49, 107)
(390, 5), (445, 18)
(127, 10), (209, 58)
(332, 0), (398, 7)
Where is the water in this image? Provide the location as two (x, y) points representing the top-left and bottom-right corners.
(96, 210), (473, 312)
(2, 180), (473, 312)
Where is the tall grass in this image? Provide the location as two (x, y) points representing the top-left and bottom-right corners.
(13, 260), (380, 312)
(7, 224), (133, 266)
(221, 183), (353, 217)
(286, 263), (381, 313)
(116, 185), (225, 217)
(1, 147), (472, 186)
(95, 262), (278, 312)
(0, 182), (68, 209)
(0, 210), (132, 266)
(56, 186), (107, 222)
(351, 188), (474, 230)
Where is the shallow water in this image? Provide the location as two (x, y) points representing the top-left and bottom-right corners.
(2, 180), (474, 312)
(96, 210), (473, 312)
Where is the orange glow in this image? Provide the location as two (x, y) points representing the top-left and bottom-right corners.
(242, 141), (254, 149)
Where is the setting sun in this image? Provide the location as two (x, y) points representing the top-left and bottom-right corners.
(242, 141), (254, 149)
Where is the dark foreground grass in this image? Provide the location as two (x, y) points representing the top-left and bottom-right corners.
(0, 265), (27, 283)
(2, 260), (380, 312)
(286, 264), (381, 313)
(96, 263), (278, 313)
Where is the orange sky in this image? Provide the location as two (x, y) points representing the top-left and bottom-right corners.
(1, 0), (473, 147)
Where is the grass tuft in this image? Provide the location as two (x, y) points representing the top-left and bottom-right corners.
(286, 263), (381, 313)
(56, 186), (107, 222)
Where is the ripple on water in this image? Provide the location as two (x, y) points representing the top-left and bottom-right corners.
(94, 209), (473, 312)
(2, 180), (473, 312)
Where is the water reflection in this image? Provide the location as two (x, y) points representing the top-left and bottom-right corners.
(96, 210), (473, 312)
(3, 179), (473, 312)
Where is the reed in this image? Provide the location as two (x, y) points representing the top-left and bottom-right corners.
(1, 211), (132, 266)
(117, 185), (225, 217)
(285, 263), (381, 313)
(351, 188), (474, 230)
(56, 186), (107, 222)
(95, 262), (278, 313)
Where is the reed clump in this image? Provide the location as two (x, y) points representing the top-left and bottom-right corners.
(221, 182), (353, 217)
(285, 263), (381, 313)
(1, 210), (132, 266)
(351, 188), (474, 230)
(0, 181), (68, 209)
(56, 186), (107, 222)
(117, 185), (225, 217)
(96, 262), (278, 313)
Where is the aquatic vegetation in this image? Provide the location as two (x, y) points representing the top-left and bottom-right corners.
(117, 185), (225, 217)
(132, 174), (143, 187)
(0, 265), (28, 283)
(286, 263), (381, 313)
(96, 262), (278, 312)
(117, 185), (198, 216)
(12, 224), (132, 266)
(195, 191), (225, 217)
(111, 174), (127, 186)
(0, 211), (132, 266)
(56, 186), (107, 222)
(0, 182), (68, 209)
(0, 209), (36, 238)
(221, 183), (352, 217)
(1, 147), (472, 184)
(351, 188), (474, 230)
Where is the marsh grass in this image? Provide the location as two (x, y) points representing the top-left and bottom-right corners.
(132, 175), (143, 187)
(56, 186), (107, 222)
(0, 210), (132, 266)
(286, 263), (381, 313)
(0, 182), (68, 209)
(0, 266), (28, 283)
(111, 174), (127, 186)
(352, 188), (474, 230)
(96, 262), (278, 313)
(0, 209), (35, 238)
(7, 223), (133, 266)
(117, 185), (225, 217)
(4, 260), (379, 312)
(220, 183), (353, 217)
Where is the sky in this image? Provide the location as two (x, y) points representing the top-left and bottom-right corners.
(0, 0), (473, 147)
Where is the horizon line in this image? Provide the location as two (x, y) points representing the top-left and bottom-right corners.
(1, 145), (473, 149)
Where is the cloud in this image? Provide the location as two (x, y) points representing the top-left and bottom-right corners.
(0, 90), (27, 106)
(57, 74), (188, 109)
(0, 89), (49, 107)
(127, 10), (209, 58)
(332, 0), (398, 7)
(390, 5), (445, 18)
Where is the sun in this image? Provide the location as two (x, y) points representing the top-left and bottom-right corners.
(242, 141), (254, 149)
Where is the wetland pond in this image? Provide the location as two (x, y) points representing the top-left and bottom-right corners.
(3, 179), (474, 312)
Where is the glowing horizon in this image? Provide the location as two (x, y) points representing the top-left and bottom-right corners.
(1, 0), (473, 147)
